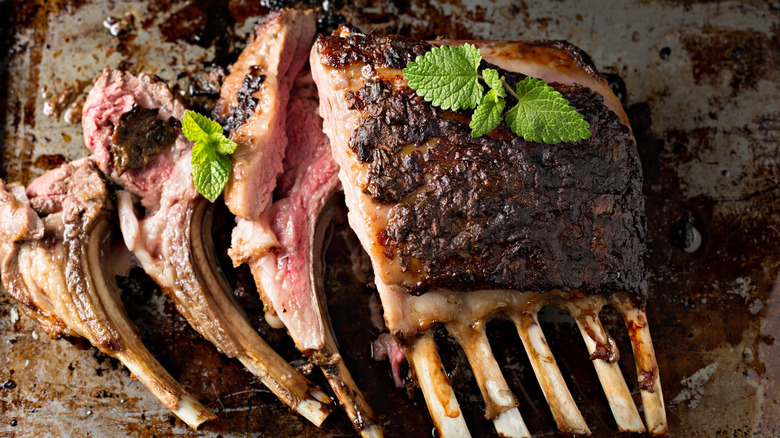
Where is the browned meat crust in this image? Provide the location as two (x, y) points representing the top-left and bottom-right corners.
(220, 65), (265, 134)
(111, 104), (180, 174)
(317, 28), (429, 70)
(318, 33), (647, 299)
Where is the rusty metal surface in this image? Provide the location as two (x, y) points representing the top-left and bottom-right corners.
(1, 0), (779, 437)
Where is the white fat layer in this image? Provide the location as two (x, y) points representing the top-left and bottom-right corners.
(116, 190), (173, 288)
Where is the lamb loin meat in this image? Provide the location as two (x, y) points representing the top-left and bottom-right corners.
(247, 69), (380, 436)
(214, 10), (381, 436)
(0, 159), (216, 429)
(213, 8), (314, 231)
(82, 68), (332, 426)
(312, 27), (666, 437)
(246, 71), (340, 351)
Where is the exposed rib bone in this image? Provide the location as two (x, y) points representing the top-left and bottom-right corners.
(611, 293), (667, 435)
(0, 166), (215, 429)
(555, 294), (645, 432)
(493, 408), (530, 438)
(315, 351), (383, 438)
(405, 332), (470, 438)
(511, 311), (590, 435)
(117, 191), (332, 426)
(446, 321), (530, 438)
(311, 198), (383, 437)
(192, 197), (334, 426)
(81, 66), (333, 425)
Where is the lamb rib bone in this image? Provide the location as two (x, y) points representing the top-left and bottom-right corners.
(214, 9), (381, 436)
(0, 159), (216, 429)
(82, 68), (332, 425)
(311, 28), (667, 437)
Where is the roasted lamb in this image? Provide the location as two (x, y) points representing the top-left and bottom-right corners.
(311, 27), (667, 437)
(81, 68), (333, 426)
(214, 10), (380, 436)
(0, 159), (216, 429)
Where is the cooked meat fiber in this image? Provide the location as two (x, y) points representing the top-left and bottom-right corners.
(215, 11), (381, 436)
(0, 160), (216, 429)
(250, 70), (381, 435)
(82, 68), (332, 426)
(251, 70), (341, 349)
(312, 28), (665, 437)
(213, 9), (315, 224)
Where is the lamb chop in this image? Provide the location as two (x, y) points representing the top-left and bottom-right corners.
(213, 10), (381, 436)
(0, 159), (216, 429)
(311, 28), (667, 437)
(81, 68), (332, 426)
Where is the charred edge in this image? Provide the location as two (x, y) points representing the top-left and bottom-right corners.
(316, 31), (431, 70)
(222, 65), (266, 134)
(345, 70), (645, 296)
(524, 40), (605, 83)
(111, 104), (179, 175)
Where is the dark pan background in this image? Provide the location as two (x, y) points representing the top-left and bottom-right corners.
(0, 1), (778, 437)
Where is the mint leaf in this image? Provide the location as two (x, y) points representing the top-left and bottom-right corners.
(181, 110), (236, 202)
(403, 43), (483, 110)
(192, 154), (231, 202)
(469, 89), (505, 138)
(183, 110), (221, 139)
(403, 44), (591, 144)
(505, 77), (591, 144)
(482, 68), (506, 98)
(214, 134), (238, 155)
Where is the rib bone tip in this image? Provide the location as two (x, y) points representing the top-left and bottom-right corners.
(493, 408), (530, 438)
(360, 424), (385, 438)
(297, 398), (332, 427)
(175, 394), (218, 430)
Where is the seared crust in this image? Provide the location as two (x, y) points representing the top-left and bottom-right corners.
(320, 33), (647, 298)
(317, 26), (429, 69)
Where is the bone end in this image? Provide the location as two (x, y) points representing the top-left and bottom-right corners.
(407, 332), (472, 438)
(360, 424), (385, 438)
(493, 408), (531, 438)
(175, 394), (218, 430)
(296, 396), (332, 427)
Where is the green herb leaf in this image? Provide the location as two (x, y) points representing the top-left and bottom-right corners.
(215, 135), (238, 155)
(192, 153), (231, 203)
(403, 45), (591, 144)
(505, 77), (591, 144)
(182, 110), (221, 139)
(482, 68), (506, 98)
(402, 43), (483, 110)
(182, 109), (237, 202)
(469, 89), (505, 138)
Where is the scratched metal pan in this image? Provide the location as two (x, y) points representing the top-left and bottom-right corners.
(1, 0), (778, 437)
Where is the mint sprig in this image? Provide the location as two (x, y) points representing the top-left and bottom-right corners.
(505, 77), (591, 144)
(403, 43), (483, 111)
(402, 44), (591, 143)
(181, 110), (238, 202)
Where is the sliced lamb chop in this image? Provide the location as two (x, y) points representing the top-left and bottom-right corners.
(0, 159), (216, 429)
(311, 28), (667, 437)
(82, 68), (332, 426)
(213, 8), (314, 226)
(214, 10), (381, 436)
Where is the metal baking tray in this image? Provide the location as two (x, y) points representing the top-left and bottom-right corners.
(1, 1), (778, 436)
